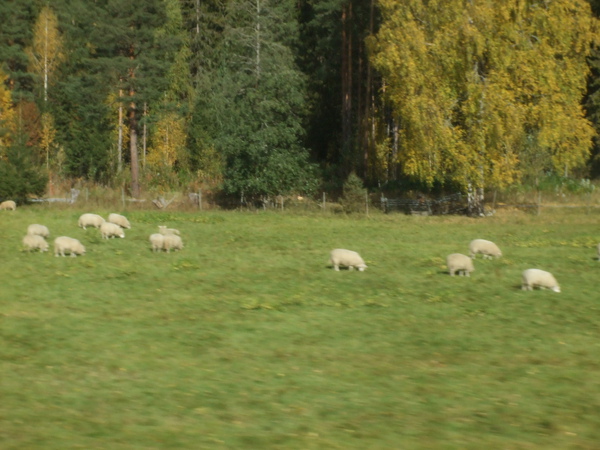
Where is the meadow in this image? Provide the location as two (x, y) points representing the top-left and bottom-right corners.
(1, 205), (599, 449)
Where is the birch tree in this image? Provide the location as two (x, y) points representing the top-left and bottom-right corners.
(370, 0), (598, 212)
(26, 5), (64, 104)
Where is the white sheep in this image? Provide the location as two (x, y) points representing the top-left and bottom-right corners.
(0, 200), (16, 210)
(163, 234), (183, 253)
(446, 253), (475, 277)
(27, 224), (50, 238)
(78, 213), (105, 229)
(100, 221), (125, 239)
(54, 236), (86, 257)
(469, 239), (502, 259)
(108, 213), (131, 229)
(521, 269), (560, 293)
(329, 249), (367, 271)
(22, 234), (49, 252)
(597, 243), (600, 261)
(158, 225), (180, 236)
(149, 233), (164, 252)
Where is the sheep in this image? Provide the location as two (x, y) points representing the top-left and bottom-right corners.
(446, 253), (475, 277)
(469, 239), (502, 259)
(0, 200), (16, 210)
(162, 234), (183, 253)
(149, 233), (164, 252)
(329, 249), (367, 271)
(521, 269), (560, 293)
(78, 213), (105, 229)
(597, 243), (600, 261)
(22, 234), (49, 252)
(100, 221), (125, 239)
(108, 213), (131, 229)
(54, 236), (86, 257)
(27, 224), (50, 238)
(158, 225), (180, 236)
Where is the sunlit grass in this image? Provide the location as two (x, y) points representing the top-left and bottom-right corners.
(1, 206), (599, 448)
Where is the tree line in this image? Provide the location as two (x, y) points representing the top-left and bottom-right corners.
(1, 0), (600, 205)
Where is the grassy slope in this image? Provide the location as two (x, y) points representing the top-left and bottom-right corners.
(1, 206), (599, 449)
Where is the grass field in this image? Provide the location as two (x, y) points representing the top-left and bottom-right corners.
(1, 205), (600, 449)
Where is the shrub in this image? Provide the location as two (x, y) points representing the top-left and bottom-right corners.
(341, 172), (367, 213)
(0, 137), (48, 204)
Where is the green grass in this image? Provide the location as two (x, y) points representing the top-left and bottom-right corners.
(1, 206), (600, 449)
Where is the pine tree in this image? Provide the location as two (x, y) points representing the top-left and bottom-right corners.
(190, 0), (317, 200)
(90, 0), (178, 197)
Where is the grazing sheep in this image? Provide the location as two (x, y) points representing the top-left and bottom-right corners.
(0, 200), (16, 210)
(469, 239), (502, 259)
(54, 236), (86, 257)
(446, 253), (475, 277)
(78, 213), (105, 229)
(329, 249), (367, 271)
(597, 243), (600, 261)
(108, 213), (131, 229)
(149, 233), (164, 252)
(158, 225), (180, 236)
(100, 221), (125, 239)
(521, 269), (560, 293)
(163, 234), (183, 253)
(22, 234), (49, 252)
(27, 224), (50, 238)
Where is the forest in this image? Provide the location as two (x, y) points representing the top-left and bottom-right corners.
(2, 0), (600, 205)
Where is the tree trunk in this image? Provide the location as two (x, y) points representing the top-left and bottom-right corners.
(341, 1), (352, 171)
(129, 98), (140, 198)
(467, 183), (485, 216)
(118, 88), (123, 172)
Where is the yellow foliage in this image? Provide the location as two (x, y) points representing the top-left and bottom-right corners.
(0, 69), (16, 156)
(147, 112), (187, 168)
(370, 0), (598, 190)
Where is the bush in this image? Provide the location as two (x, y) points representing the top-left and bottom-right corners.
(0, 138), (48, 204)
(340, 172), (367, 213)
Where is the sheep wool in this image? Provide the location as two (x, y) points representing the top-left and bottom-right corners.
(27, 224), (50, 238)
(100, 221), (125, 239)
(158, 225), (180, 236)
(521, 269), (560, 293)
(469, 239), (502, 259)
(329, 249), (367, 271)
(54, 236), (86, 257)
(23, 234), (49, 252)
(78, 213), (105, 229)
(163, 234), (183, 253)
(149, 233), (165, 252)
(446, 253), (475, 277)
(108, 213), (131, 229)
(0, 200), (16, 210)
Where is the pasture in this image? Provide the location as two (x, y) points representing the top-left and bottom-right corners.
(1, 205), (599, 449)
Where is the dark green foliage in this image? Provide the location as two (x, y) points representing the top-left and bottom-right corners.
(0, 0), (38, 101)
(0, 135), (47, 203)
(340, 171), (367, 213)
(190, 0), (319, 199)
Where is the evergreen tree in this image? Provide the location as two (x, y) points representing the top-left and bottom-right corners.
(190, 0), (317, 199)
(0, 133), (47, 204)
(0, 0), (38, 101)
(89, 0), (179, 196)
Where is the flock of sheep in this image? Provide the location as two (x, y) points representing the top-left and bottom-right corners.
(0, 199), (580, 292)
(13, 207), (184, 257)
(330, 238), (562, 293)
